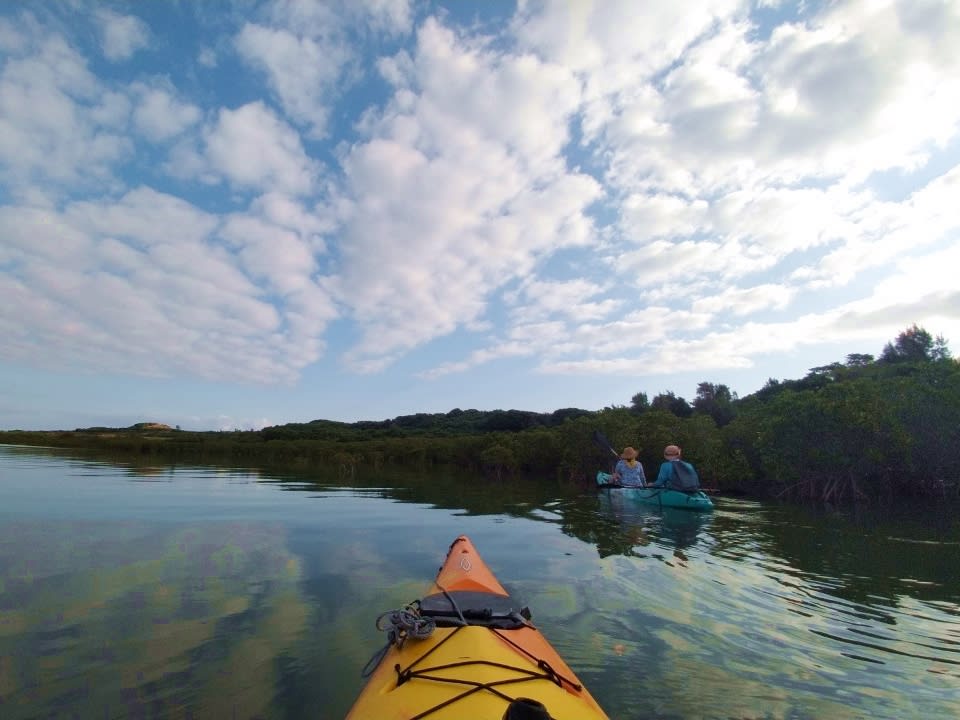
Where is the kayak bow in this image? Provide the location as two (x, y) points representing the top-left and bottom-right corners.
(597, 471), (714, 512)
(347, 535), (609, 719)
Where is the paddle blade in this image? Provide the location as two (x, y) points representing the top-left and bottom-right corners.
(592, 430), (619, 457)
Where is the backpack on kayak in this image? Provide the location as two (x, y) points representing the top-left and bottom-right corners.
(668, 461), (700, 491)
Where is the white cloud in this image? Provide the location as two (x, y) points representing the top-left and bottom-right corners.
(691, 283), (795, 316)
(355, 0), (413, 34)
(0, 187), (338, 383)
(235, 23), (344, 138)
(2, 1), (959, 408)
(502, 0), (960, 376)
(793, 165), (960, 288)
(222, 191), (338, 336)
(0, 31), (131, 196)
(509, 279), (622, 324)
(420, 337), (538, 380)
(593, 1), (960, 199)
(265, 0), (413, 36)
(234, 0), (412, 138)
(131, 81), (202, 142)
(97, 9), (149, 61)
(331, 3), (958, 378)
(204, 102), (318, 195)
(197, 47), (217, 68)
(221, 215), (315, 295)
(327, 17), (600, 371)
(612, 184), (867, 295)
(0, 16), (28, 54)
(515, 0), (740, 76)
(838, 244), (960, 343)
(526, 233), (960, 379)
(515, 0), (745, 143)
(65, 186), (219, 247)
(423, 300), (718, 379)
(385, 18), (583, 170)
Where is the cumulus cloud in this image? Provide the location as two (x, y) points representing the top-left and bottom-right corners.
(235, 0), (413, 137)
(97, 9), (149, 61)
(319, 2), (960, 381)
(519, 232), (960, 380)
(219, 195), (338, 363)
(0, 30), (131, 196)
(326, 16), (600, 371)
(0, 188), (336, 383)
(793, 165), (960, 288)
(508, 279), (622, 324)
(692, 283), (796, 316)
(131, 81), (202, 142)
(204, 102), (318, 195)
(153, 97), (321, 196)
(486, 0), (960, 380)
(351, 0), (413, 35)
(197, 47), (217, 67)
(1, 0), (959, 402)
(515, 0), (744, 141)
(579, 1), (960, 200)
(235, 23), (345, 138)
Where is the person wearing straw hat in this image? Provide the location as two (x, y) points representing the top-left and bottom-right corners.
(611, 446), (647, 487)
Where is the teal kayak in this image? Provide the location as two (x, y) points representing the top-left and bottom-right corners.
(596, 471), (714, 512)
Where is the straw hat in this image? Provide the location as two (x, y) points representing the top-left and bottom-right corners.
(620, 446), (638, 460)
(663, 444), (681, 458)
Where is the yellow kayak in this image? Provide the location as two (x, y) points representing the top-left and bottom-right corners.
(347, 535), (609, 719)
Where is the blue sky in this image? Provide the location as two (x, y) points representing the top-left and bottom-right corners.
(2, 0), (959, 431)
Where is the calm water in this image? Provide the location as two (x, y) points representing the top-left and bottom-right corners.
(1, 445), (958, 719)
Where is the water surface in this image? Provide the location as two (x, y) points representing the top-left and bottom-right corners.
(1, 445), (958, 719)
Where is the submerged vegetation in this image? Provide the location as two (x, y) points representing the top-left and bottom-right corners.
(3, 326), (958, 503)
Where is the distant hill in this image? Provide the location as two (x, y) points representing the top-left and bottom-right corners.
(260, 407), (596, 439)
(72, 422), (174, 432)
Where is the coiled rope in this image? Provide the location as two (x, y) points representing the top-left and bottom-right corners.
(361, 604), (437, 678)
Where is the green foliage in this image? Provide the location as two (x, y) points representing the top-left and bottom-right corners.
(634, 410), (683, 466)
(650, 391), (693, 418)
(845, 353), (874, 367)
(479, 443), (517, 480)
(693, 382), (736, 427)
(630, 392), (650, 414)
(732, 326), (959, 501)
(880, 324), (952, 363)
(3, 324), (956, 505)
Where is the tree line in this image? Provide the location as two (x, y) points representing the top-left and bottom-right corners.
(2, 325), (957, 503)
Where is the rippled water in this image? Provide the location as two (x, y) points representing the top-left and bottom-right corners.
(1, 445), (958, 719)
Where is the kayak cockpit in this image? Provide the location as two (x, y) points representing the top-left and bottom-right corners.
(418, 589), (532, 629)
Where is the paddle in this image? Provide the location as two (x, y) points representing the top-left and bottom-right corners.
(593, 430), (642, 488)
(594, 430), (721, 494)
(591, 430), (619, 460)
(592, 430), (621, 486)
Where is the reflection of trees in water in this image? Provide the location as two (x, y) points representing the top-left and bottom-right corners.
(559, 490), (710, 558)
(313, 467), (583, 521)
(0, 520), (309, 718)
(727, 501), (960, 607)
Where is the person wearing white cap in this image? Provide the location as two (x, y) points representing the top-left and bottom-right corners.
(652, 444), (701, 490)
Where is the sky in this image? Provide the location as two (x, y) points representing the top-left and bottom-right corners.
(1, 0), (959, 432)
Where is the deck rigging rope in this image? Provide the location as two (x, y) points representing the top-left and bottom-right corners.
(394, 625), (576, 720)
(360, 603), (437, 678)
(360, 585), (573, 718)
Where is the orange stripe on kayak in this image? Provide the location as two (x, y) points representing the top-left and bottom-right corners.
(431, 535), (509, 596)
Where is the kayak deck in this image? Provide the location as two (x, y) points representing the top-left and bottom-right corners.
(597, 471), (714, 512)
(347, 536), (608, 719)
